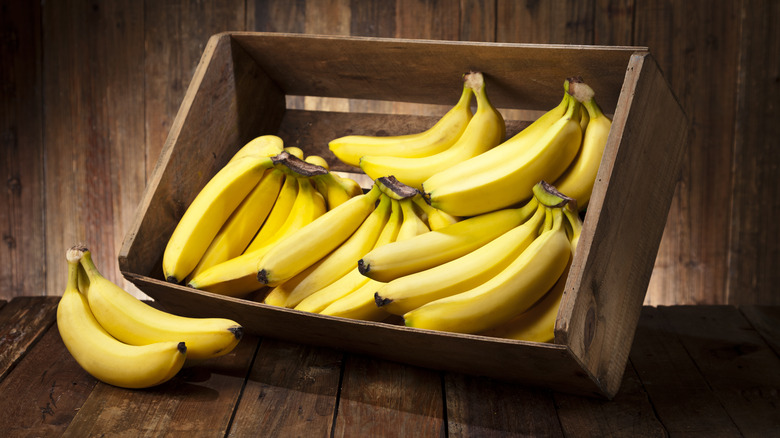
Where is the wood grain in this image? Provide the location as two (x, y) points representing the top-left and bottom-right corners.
(0, 296), (59, 381)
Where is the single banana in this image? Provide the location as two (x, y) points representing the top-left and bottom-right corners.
(187, 168), (286, 281)
(162, 154), (273, 283)
(359, 71), (506, 189)
(396, 197), (430, 241)
(77, 246), (243, 360)
(58, 248), (187, 389)
(188, 177), (326, 297)
(375, 201), (546, 315)
(358, 198), (538, 283)
(422, 83), (583, 217)
(244, 172), (299, 253)
(553, 80), (612, 210)
(403, 207), (571, 334)
(319, 278), (390, 322)
(284, 194), (392, 308)
(229, 135), (284, 163)
(257, 184), (383, 286)
(312, 172), (357, 210)
(294, 198), (403, 314)
(411, 194), (459, 230)
(329, 81), (474, 167)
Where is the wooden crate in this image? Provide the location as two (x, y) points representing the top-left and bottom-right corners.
(118, 32), (688, 399)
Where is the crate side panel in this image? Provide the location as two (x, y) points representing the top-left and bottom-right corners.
(556, 53), (689, 398)
(119, 34), (286, 276)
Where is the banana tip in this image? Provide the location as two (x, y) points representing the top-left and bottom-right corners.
(357, 259), (370, 276)
(166, 275), (181, 284)
(374, 292), (392, 308)
(229, 325), (243, 340)
(257, 270), (270, 285)
(177, 342), (187, 354)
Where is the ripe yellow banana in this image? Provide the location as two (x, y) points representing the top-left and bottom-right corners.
(257, 184), (383, 286)
(163, 155), (273, 283)
(188, 177), (326, 297)
(329, 81), (474, 167)
(553, 80), (612, 210)
(244, 172), (299, 253)
(319, 278), (390, 322)
(403, 207), (571, 334)
(375, 201), (546, 315)
(411, 194), (459, 230)
(395, 197), (430, 241)
(229, 135), (284, 163)
(187, 168), (286, 281)
(422, 84), (583, 217)
(312, 172), (359, 210)
(358, 198), (538, 283)
(304, 154), (330, 170)
(58, 248), (187, 389)
(294, 198), (403, 314)
(77, 246), (242, 360)
(359, 71), (506, 189)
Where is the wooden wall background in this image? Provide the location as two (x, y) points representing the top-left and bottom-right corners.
(1, 0), (778, 306)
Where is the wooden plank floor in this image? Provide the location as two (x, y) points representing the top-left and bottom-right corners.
(0, 297), (777, 437)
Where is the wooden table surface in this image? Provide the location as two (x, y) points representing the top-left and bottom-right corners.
(1, 297), (778, 437)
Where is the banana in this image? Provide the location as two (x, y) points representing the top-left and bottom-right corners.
(422, 82), (583, 217)
(243, 172), (299, 253)
(358, 198), (538, 283)
(294, 198), (403, 314)
(57, 248), (187, 389)
(283, 146), (305, 159)
(187, 168), (286, 281)
(229, 135), (284, 163)
(553, 80), (612, 210)
(305, 154), (330, 170)
(396, 197), (430, 241)
(411, 194), (459, 230)
(403, 207), (571, 334)
(329, 81), (474, 167)
(375, 201), (547, 315)
(359, 72), (506, 189)
(76, 246), (243, 360)
(284, 194), (392, 308)
(312, 172), (357, 210)
(188, 177), (326, 297)
(163, 155), (273, 283)
(319, 278), (390, 322)
(257, 184), (383, 286)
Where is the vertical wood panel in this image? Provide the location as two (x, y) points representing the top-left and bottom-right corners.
(0, 0), (45, 298)
(496, 0), (595, 44)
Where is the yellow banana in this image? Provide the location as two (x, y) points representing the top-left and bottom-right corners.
(244, 172), (299, 253)
(257, 184), (383, 286)
(76, 246), (242, 361)
(283, 146), (305, 159)
(284, 194), (392, 308)
(305, 154), (330, 170)
(229, 135), (284, 163)
(187, 168), (286, 281)
(358, 198), (538, 283)
(162, 155), (273, 283)
(329, 81), (474, 167)
(188, 177), (326, 297)
(319, 278), (390, 322)
(411, 194), (459, 230)
(395, 197), (430, 241)
(312, 172), (357, 210)
(422, 84), (583, 217)
(375, 201), (546, 315)
(58, 248), (187, 389)
(403, 207), (571, 334)
(553, 80), (612, 210)
(359, 71), (506, 189)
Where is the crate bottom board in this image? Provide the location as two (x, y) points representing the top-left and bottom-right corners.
(124, 272), (607, 398)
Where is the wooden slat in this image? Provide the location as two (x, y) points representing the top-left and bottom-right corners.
(629, 306), (742, 435)
(660, 305), (780, 435)
(496, 0), (595, 44)
(0, 0), (45, 300)
(62, 334), (259, 436)
(0, 296), (59, 381)
(229, 338), (342, 436)
(594, 0), (635, 45)
(741, 305), (780, 356)
(334, 354), (444, 437)
(444, 374), (563, 437)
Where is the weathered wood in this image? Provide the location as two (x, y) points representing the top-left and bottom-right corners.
(334, 354), (444, 437)
(496, 0), (595, 44)
(741, 305), (780, 356)
(0, 0), (45, 300)
(62, 333), (259, 437)
(594, 0), (635, 45)
(230, 338), (342, 436)
(0, 296), (59, 381)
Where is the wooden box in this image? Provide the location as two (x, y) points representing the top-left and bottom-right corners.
(119, 32), (688, 399)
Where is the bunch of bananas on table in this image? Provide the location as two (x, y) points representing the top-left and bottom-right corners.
(56, 245), (242, 388)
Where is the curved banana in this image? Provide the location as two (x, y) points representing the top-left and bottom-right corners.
(187, 168), (286, 281)
(304, 154), (330, 170)
(411, 194), (459, 230)
(188, 177), (326, 297)
(229, 135), (284, 163)
(257, 185), (383, 286)
(403, 208), (571, 334)
(358, 199), (537, 283)
(294, 198), (403, 313)
(359, 72), (506, 189)
(395, 197), (430, 241)
(329, 82), (474, 167)
(422, 85), (583, 217)
(162, 155), (273, 283)
(319, 278), (390, 322)
(553, 80), (612, 210)
(375, 201), (546, 315)
(76, 247), (242, 360)
(58, 248), (187, 389)
(312, 172), (358, 210)
(284, 194), (392, 308)
(244, 173), (299, 253)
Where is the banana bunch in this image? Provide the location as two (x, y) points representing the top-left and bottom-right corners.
(422, 77), (612, 217)
(331, 71), (506, 190)
(163, 135), (363, 298)
(57, 245), (243, 389)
